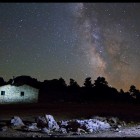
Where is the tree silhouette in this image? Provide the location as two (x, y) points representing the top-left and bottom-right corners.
(94, 76), (108, 87)
(7, 75), (41, 89)
(66, 78), (80, 102)
(69, 78), (79, 89)
(129, 85), (139, 99)
(58, 77), (67, 88)
(129, 85), (137, 96)
(120, 89), (125, 94)
(3, 74), (140, 104)
(0, 77), (5, 86)
(92, 77), (117, 101)
(83, 77), (93, 88)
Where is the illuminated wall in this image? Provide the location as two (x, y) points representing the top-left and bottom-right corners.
(0, 84), (39, 104)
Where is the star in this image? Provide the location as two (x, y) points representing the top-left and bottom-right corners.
(0, 3), (139, 91)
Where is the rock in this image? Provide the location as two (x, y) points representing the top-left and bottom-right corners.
(90, 116), (126, 131)
(118, 125), (121, 128)
(110, 117), (119, 124)
(0, 126), (8, 131)
(59, 119), (111, 133)
(35, 116), (48, 128)
(10, 116), (25, 127)
(91, 116), (107, 123)
(90, 116), (127, 130)
(77, 119), (111, 133)
(59, 128), (67, 134)
(114, 128), (120, 132)
(77, 128), (87, 133)
(45, 115), (60, 131)
(106, 117), (121, 129)
(41, 127), (50, 134)
(35, 115), (59, 131)
(58, 120), (68, 128)
(23, 123), (40, 132)
(66, 120), (81, 132)
(108, 117), (120, 125)
(121, 121), (126, 126)
(87, 128), (94, 133)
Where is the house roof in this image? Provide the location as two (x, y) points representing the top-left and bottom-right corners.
(0, 84), (39, 90)
(5, 75), (40, 89)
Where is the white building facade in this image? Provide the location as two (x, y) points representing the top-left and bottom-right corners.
(0, 84), (39, 104)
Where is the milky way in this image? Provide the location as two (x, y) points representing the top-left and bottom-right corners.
(69, 3), (140, 90)
(0, 3), (140, 91)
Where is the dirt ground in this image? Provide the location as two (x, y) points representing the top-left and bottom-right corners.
(1, 102), (140, 138)
(0, 122), (140, 138)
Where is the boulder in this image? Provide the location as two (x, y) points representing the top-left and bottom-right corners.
(121, 121), (126, 126)
(59, 127), (67, 134)
(91, 116), (126, 129)
(41, 127), (50, 134)
(58, 120), (68, 128)
(107, 117), (121, 129)
(45, 115), (60, 131)
(10, 116), (25, 128)
(35, 115), (59, 131)
(77, 119), (111, 133)
(35, 116), (48, 128)
(107, 117), (119, 125)
(58, 119), (111, 133)
(23, 123), (40, 132)
(66, 120), (81, 132)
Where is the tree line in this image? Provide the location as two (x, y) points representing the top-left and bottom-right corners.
(0, 75), (140, 103)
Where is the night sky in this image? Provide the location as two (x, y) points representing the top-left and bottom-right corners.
(0, 3), (140, 91)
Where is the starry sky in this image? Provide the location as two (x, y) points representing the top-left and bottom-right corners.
(0, 3), (140, 91)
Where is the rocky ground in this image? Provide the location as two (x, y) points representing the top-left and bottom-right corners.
(0, 114), (140, 138)
(1, 102), (140, 138)
(1, 124), (140, 138)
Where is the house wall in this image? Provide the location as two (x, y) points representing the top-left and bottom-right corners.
(0, 84), (39, 104)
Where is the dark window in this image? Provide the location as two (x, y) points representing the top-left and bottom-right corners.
(1, 91), (5, 95)
(21, 92), (24, 96)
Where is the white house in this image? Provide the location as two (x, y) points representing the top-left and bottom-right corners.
(0, 84), (39, 104)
